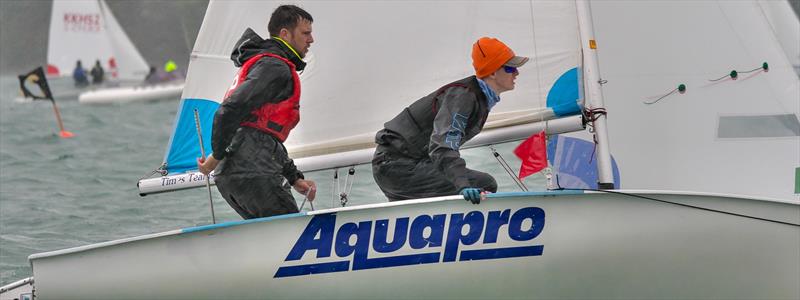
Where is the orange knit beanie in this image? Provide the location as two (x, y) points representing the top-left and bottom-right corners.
(472, 37), (514, 78)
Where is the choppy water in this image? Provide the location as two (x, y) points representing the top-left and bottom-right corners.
(0, 75), (542, 286)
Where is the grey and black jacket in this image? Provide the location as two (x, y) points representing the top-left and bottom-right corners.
(209, 28), (306, 184)
(375, 76), (490, 191)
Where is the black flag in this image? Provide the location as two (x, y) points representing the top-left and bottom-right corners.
(18, 66), (74, 138)
(18, 66), (54, 101)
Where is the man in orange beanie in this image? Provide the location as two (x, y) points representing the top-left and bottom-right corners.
(372, 37), (528, 204)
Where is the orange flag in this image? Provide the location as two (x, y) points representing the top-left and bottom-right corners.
(513, 131), (547, 179)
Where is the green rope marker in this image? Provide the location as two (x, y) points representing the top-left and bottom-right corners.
(729, 70), (738, 80)
(762, 62), (769, 71)
(678, 84), (686, 93)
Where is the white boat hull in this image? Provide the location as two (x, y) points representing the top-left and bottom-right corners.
(0, 278), (32, 300)
(77, 82), (184, 104)
(25, 191), (800, 299)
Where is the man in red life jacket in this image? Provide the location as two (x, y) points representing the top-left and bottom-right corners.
(372, 37), (528, 204)
(198, 5), (316, 219)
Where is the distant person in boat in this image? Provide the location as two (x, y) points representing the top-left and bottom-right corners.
(143, 66), (160, 85)
(90, 59), (105, 84)
(198, 4), (317, 219)
(161, 59), (182, 82)
(372, 37), (528, 204)
(72, 60), (89, 87)
(143, 64), (177, 85)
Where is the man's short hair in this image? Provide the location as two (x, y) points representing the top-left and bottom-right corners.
(268, 5), (313, 36)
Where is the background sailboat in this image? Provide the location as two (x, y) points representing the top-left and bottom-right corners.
(46, 0), (148, 81)
(4, 1), (798, 299)
(44, 0), (185, 104)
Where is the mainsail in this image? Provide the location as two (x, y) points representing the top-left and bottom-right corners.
(47, 0), (149, 81)
(571, 0), (799, 200)
(140, 0), (799, 201)
(139, 1), (587, 195)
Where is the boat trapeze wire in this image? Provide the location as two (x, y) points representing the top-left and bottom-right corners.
(490, 145), (529, 192)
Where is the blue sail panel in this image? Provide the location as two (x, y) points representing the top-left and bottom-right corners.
(547, 135), (620, 189)
(546, 67), (581, 117)
(163, 98), (219, 174)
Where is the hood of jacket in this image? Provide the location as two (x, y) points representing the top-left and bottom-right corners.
(229, 28), (307, 71)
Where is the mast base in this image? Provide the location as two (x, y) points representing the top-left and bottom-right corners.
(597, 182), (615, 190)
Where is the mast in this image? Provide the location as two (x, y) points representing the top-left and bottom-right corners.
(576, 0), (614, 189)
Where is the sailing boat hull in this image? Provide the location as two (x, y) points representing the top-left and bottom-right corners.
(77, 82), (185, 104)
(28, 191), (800, 299)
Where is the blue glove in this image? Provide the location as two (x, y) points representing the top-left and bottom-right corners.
(460, 188), (483, 204)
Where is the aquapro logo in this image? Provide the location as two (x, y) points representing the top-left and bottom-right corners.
(275, 207), (545, 278)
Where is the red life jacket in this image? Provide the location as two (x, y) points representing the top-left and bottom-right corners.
(224, 52), (301, 142)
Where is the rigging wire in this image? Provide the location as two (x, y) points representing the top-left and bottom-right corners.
(139, 163), (168, 181)
(332, 168), (338, 208)
(489, 145), (529, 191)
(527, 0), (545, 110)
(332, 167), (356, 208)
(339, 167), (356, 207)
(299, 188), (314, 211)
(553, 185), (799, 227)
(193, 109), (216, 224)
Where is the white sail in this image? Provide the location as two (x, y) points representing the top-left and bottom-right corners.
(97, 0), (149, 80)
(758, 0), (800, 75)
(47, 0), (149, 80)
(286, 1), (581, 159)
(142, 1), (586, 194)
(47, 0), (112, 77)
(200, 1), (580, 155)
(573, 0), (800, 200)
(8, 1), (799, 299)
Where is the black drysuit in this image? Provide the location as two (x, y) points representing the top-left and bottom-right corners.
(210, 28), (306, 219)
(373, 76), (498, 201)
